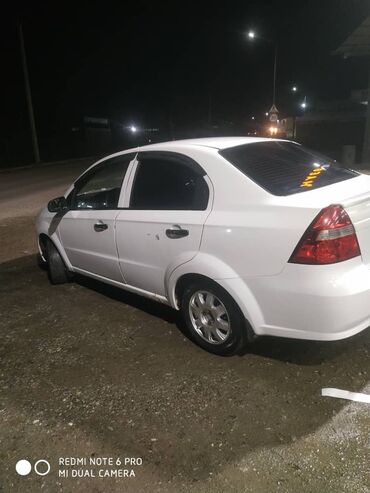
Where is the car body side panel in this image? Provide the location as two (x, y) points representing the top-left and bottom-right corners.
(200, 206), (321, 277)
(114, 156), (214, 297)
(36, 208), (73, 270)
(166, 253), (265, 330)
(245, 258), (370, 340)
(344, 194), (370, 268)
(115, 210), (209, 297)
(58, 209), (123, 282)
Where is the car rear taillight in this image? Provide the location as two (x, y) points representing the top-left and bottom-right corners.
(289, 205), (361, 265)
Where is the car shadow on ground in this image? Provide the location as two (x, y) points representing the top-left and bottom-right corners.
(1, 254), (370, 487)
(75, 273), (179, 326)
(75, 271), (355, 367)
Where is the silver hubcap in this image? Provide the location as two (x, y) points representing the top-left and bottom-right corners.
(188, 290), (231, 345)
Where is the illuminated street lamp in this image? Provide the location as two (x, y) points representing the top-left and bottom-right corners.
(130, 125), (137, 133)
(247, 31), (255, 39)
(292, 85), (297, 92)
(300, 96), (308, 110)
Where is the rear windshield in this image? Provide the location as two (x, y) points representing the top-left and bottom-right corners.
(219, 141), (358, 196)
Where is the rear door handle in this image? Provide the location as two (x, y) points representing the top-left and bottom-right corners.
(94, 221), (108, 232)
(166, 225), (189, 239)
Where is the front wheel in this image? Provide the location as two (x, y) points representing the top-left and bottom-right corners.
(181, 280), (252, 356)
(46, 239), (72, 285)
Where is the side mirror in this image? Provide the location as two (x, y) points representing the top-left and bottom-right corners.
(47, 196), (68, 213)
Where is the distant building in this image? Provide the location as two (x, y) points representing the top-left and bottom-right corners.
(82, 116), (112, 154)
(279, 16), (370, 166)
(333, 15), (370, 165)
(280, 92), (367, 164)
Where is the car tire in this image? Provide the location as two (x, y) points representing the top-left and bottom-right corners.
(181, 279), (252, 356)
(37, 252), (48, 271)
(46, 239), (72, 285)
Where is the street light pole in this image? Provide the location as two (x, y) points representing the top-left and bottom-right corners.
(18, 22), (40, 164)
(247, 31), (278, 109)
(290, 87), (308, 139)
(272, 44), (278, 106)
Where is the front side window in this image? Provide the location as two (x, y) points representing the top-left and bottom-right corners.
(130, 153), (209, 210)
(72, 154), (135, 210)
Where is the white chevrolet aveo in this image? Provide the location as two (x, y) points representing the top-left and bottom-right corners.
(36, 137), (370, 355)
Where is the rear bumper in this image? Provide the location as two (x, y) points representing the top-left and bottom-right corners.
(218, 257), (370, 341)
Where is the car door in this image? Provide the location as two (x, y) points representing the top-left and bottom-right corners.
(58, 153), (136, 282)
(115, 151), (213, 297)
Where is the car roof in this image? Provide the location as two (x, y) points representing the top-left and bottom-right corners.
(121, 137), (292, 154)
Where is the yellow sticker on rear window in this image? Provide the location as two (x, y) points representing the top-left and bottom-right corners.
(300, 166), (325, 188)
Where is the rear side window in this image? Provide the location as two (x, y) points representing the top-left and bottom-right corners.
(130, 153), (209, 210)
(219, 141), (358, 196)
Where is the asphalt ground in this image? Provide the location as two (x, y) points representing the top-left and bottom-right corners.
(0, 159), (370, 492)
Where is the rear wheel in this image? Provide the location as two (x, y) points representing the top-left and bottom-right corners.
(45, 239), (72, 285)
(181, 279), (251, 356)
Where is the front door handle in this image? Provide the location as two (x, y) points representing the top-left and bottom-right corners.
(94, 221), (108, 232)
(166, 225), (189, 239)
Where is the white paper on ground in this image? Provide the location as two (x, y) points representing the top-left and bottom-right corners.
(321, 387), (370, 404)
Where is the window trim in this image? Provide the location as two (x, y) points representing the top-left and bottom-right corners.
(127, 151), (210, 211)
(67, 152), (137, 211)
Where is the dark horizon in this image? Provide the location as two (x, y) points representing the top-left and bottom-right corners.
(1, 0), (370, 162)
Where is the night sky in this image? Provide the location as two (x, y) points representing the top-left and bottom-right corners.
(2, 0), (370, 144)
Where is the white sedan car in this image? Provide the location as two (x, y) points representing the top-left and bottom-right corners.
(36, 137), (370, 355)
